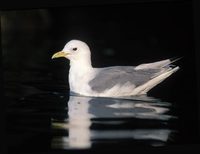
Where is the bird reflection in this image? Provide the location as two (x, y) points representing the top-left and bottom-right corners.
(51, 95), (174, 149)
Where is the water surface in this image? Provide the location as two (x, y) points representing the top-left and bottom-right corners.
(6, 87), (180, 153)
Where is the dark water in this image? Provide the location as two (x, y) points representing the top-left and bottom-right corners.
(4, 69), (199, 153)
(5, 81), (189, 153)
(52, 94), (175, 149)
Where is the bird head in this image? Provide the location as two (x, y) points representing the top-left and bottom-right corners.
(52, 40), (91, 63)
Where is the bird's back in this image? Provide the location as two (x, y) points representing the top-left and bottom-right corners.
(88, 59), (179, 96)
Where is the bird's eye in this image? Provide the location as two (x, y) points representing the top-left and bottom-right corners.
(72, 47), (77, 51)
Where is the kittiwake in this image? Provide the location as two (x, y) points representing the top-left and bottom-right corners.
(52, 40), (179, 97)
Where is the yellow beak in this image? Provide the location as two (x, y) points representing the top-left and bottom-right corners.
(51, 51), (69, 59)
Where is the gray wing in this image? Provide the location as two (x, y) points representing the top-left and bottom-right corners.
(89, 66), (161, 93)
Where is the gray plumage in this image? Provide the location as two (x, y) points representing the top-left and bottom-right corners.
(89, 66), (164, 93)
(52, 40), (180, 97)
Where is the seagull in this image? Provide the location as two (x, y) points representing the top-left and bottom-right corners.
(52, 40), (179, 97)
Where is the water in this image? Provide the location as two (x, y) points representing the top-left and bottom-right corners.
(52, 94), (175, 149)
(6, 86), (181, 153)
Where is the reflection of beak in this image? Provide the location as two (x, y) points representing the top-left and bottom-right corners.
(51, 51), (69, 59)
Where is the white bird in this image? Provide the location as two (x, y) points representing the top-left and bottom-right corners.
(52, 40), (179, 97)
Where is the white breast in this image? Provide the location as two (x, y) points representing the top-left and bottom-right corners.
(69, 65), (95, 95)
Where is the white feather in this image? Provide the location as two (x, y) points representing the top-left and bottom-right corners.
(58, 40), (180, 97)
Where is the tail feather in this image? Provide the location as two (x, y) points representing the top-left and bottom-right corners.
(162, 57), (183, 68)
(139, 66), (180, 95)
(135, 57), (182, 70)
(131, 66), (180, 95)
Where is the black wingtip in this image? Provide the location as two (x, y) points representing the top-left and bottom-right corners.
(169, 57), (183, 63)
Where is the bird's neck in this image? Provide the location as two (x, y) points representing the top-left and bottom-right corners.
(70, 58), (93, 74)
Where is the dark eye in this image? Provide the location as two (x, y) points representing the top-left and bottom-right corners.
(72, 47), (77, 51)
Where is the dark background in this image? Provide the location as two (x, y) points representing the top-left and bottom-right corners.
(1, 0), (200, 153)
(1, 1), (197, 99)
